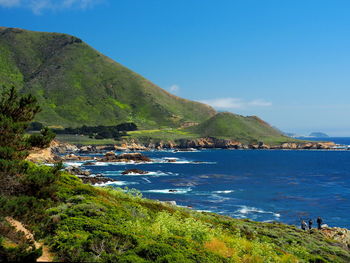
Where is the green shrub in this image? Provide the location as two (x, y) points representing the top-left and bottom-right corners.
(28, 127), (56, 148)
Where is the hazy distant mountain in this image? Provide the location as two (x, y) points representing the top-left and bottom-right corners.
(309, 132), (329, 138)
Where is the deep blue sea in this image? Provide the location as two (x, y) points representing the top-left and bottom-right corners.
(65, 137), (350, 229)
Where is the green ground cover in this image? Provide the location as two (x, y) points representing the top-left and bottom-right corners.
(1, 163), (349, 262)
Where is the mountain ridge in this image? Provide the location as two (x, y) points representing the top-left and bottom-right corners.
(0, 26), (216, 128)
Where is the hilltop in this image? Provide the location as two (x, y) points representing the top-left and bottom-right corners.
(185, 112), (294, 145)
(0, 27), (215, 129)
(0, 27), (301, 145)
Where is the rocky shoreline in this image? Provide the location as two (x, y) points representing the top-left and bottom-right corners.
(25, 138), (341, 186)
(48, 138), (340, 155)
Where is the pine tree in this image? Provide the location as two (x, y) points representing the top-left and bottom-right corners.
(0, 86), (41, 194)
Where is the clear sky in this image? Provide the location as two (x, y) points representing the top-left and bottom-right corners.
(1, 0), (350, 136)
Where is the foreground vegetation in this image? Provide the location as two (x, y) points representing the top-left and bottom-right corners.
(1, 164), (350, 262)
(1, 86), (349, 262)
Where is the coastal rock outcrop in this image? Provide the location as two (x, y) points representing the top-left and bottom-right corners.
(64, 165), (117, 185)
(79, 175), (116, 185)
(26, 140), (62, 163)
(100, 152), (152, 163)
(65, 166), (91, 176)
(321, 227), (350, 248)
(51, 141), (79, 154)
(122, 169), (149, 175)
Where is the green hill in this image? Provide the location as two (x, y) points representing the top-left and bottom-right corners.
(186, 112), (293, 144)
(0, 27), (215, 128)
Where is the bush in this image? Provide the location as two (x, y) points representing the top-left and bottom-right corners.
(27, 122), (43, 131)
(28, 127), (56, 148)
(136, 243), (177, 261)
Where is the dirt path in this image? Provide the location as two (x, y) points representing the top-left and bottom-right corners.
(5, 217), (54, 262)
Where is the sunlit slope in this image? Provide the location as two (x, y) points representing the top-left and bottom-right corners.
(0, 27), (215, 128)
(186, 112), (293, 144)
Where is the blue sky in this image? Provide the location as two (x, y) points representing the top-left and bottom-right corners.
(1, 0), (350, 135)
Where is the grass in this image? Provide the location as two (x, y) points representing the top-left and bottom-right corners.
(1, 163), (350, 262)
(0, 27), (215, 128)
(186, 112), (299, 145)
(55, 134), (117, 145)
(126, 129), (199, 142)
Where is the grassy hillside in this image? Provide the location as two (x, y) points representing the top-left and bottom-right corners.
(0, 27), (215, 128)
(186, 112), (295, 145)
(1, 163), (350, 262)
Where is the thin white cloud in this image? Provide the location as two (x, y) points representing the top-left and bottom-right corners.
(199, 97), (272, 109)
(0, 0), (21, 7)
(248, 99), (272, 107)
(0, 0), (103, 14)
(169, 84), (180, 94)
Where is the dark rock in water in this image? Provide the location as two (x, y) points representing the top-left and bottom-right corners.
(168, 189), (178, 193)
(165, 158), (177, 163)
(83, 161), (95, 166)
(65, 166), (91, 176)
(122, 169), (149, 175)
(99, 152), (152, 162)
(103, 151), (117, 161)
(117, 152), (151, 162)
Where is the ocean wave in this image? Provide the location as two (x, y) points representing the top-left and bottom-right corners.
(213, 190), (234, 194)
(143, 188), (192, 194)
(196, 209), (213, 213)
(142, 177), (152, 183)
(234, 205), (280, 219)
(208, 194), (231, 203)
(64, 161), (85, 167)
(103, 170), (177, 177)
(93, 181), (139, 187)
(91, 161), (153, 166)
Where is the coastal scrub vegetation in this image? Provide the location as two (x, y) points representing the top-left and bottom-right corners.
(52, 123), (137, 140)
(1, 87), (350, 262)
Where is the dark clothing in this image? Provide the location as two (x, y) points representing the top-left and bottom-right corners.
(301, 221), (307, 230)
(317, 217), (323, 229)
(308, 220), (313, 230)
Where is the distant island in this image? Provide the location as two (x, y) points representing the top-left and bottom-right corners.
(309, 132), (329, 138)
(284, 132), (330, 138)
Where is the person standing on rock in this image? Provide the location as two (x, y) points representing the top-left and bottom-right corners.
(308, 219), (313, 230)
(301, 220), (307, 230)
(317, 217), (323, 229)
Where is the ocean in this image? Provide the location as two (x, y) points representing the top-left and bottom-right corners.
(65, 137), (350, 229)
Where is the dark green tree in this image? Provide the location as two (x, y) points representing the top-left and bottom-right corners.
(0, 86), (41, 194)
(28, 127), (56, 148)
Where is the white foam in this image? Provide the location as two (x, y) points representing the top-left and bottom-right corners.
(213, 190), (234, 194)
(91, 161), (154, 166)
(209, 194), (231, 203)
(94, 181), (139, 187)
(142, 177), (152, 183)
(144, 188), (192, 194)
(104, 170), (177, 177)
(64, 161), (84, 167)
(235, 205), (280, 218)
